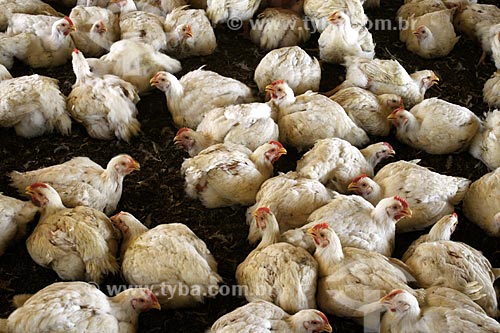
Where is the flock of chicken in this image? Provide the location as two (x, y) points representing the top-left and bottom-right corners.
(0, 0), (500, 332)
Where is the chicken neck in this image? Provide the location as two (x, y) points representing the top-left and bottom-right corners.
(313, 229), (344, 277)
(255, 214), (281, 250)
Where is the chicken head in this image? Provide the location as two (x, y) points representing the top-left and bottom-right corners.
(109, 154), (140, 176)
(110, 211), (130, 233)
(128, 288), (161, 312)
(387, 107), (408, 128)
(91, 20), (107, 34)
(264, 140), (287, 163)
(253, 206), (271, 229)
(173, 127), (195, 151)
(150, 71), (172, 92)
(327, 10), (346, 26)
(25, 182), (52, 207)
(294, 309), (333, 333)
(265, 80), (294, 104)
(56, 16), (76, 36)
(413, 25), (430, 44)
(306, 222), (331, 248)
(347, 174), (373, 196)
(384, 196), (412, 222)
(379, 289), (418, 315)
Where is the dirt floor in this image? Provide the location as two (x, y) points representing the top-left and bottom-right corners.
(0, 0), (499, 332)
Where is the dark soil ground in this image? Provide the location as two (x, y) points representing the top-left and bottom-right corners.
(0, 0), (499, 332)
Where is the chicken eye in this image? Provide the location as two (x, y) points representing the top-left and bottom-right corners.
(311, 320), (319, 325)
(392, 205), (398, 210)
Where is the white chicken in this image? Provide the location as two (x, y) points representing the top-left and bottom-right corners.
(67, 48), (141, 142)
(296, 138), (395, 192)
(0, 282), (160, 333)
(462, 167), (500, 237)
(0, 194), (39, 256)
(493, 31), (500, 69)
(303, 0), (367, 33)
(400, 9), (460, 59)
(331, 56), (439, 108)
(282, 194), (412, 256)
(6, 16), (75, 68)
(307, 223), (418, 320)
(9, 154), (140, 216)
(0, 65), (71, 138)
(206, 0), (261, 26)
(250, 8), (310, 51)
(402, 217), (499, 317)
(110, 211), (222, 308)
(208, 300), (332, 333)
(330, 87), (403, 136)
(0, 0), (62, 31)
(318, 10), (375, 65)
(236, 207), (318, 313)
(401, 212), (458, 262)
(388, 98), (481, 154)
(483, 71), (500, 109)
(247, 171), (334, 243)
(469, 109), (500, 170)
(164, 6), (216, 58)
(0, 33), (30, 69)
(173, 102), (279, 156)
(134, 0), (190, 15)
(396, 0), (447, 21)
(150, 69), (254, 129)
(6, 13), (59, 36)
(254, 46), (321, 96)
(69, 5), (120, 57)
(87, 39), (181, 95)
(111, 0), (167, 51)
(25, 183), (120, 283)
(379, 289), (500, 332)
(181, 141), (286, 208)
(453, 3), (500, 42)
(266, 80), (369, 151)
(347, 160), (471, 232)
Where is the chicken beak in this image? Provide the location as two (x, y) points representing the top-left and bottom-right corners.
(110, 212), (123, 223)
(279, 148), (287, 155)
(25, 185), (33, 195)
(347, 182), (358, 192)
(69, 24), (77, 32)
(264, 84), (275, 94)
(327, 12), (339, 23)
(173, 135), (181, 144)
(323, 323), (333, 332)
(151, 301), (161, 310)
(399, 208), (412, 220)
(150, 74), (159, 86)
(387, 113), (396, 120)
(98, 24), (107, 34)
(431, 73), (439, 85)
(132, 160), (140, 171)
(185, 25), (193, 38)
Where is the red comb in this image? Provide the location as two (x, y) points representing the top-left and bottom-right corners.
(316, 311), (330, 325)
(391, 107), (404, 114)
(146, 289), (159, 303)
(383, 142), (393, 150)
(73, 48), (79, 53)
(64, 16), (74, 26)
(451, 212), (457, 219)
(313, 222), (329, 230)
(394, 196), (409, 208)
(269, 140), (283, 149)
(256, 207), (270, 214)
(30, 182), (48, 189)
(271, 80), (284, 86)
(385, 289), (404, 299)
(175, 127), (190, 136)
(352, 174), (368, 183)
